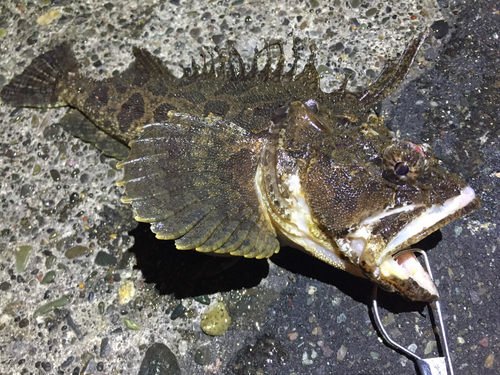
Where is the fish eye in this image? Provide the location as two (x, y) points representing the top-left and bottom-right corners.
(394, 162), (409, 176)
(383, 141), (426, 180)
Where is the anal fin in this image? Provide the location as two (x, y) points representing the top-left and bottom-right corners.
(58, 109), (129, 160)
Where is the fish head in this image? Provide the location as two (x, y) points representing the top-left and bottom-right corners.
(259, 100), (480, 302)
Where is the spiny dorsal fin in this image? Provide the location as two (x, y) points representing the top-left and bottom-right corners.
(293, 41), (321, 91)
(116, 112), (279, 259)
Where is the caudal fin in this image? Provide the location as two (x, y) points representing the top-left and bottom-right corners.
(0, 43), (79, 107)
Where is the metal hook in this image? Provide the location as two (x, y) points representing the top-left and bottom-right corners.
(372, 250), (454, 375)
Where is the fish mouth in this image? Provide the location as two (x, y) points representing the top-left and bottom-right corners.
(339, 186), (480, 302)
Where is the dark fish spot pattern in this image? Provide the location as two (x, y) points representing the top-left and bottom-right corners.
(85, 85), (109, 109)
(118, 93), (145, 132)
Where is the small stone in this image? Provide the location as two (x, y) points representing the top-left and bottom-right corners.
(20, 184), (35, 198)
(194, 346), (211, 365)
(193, 295), (210, 305)
(337, 345), (347, 361)
(41, 362), (52, 371)
(19, 318), (29, 328)
(98, 302), (105, 315)
(431, 20), (449, 39)
(118, 280), (135, 304)
(65, 245), (88, 259)
(484, 354), (494, 368)
(61, 356), (74, 368)
(0, 29), (7, 38)
(40, 270), (56, 284)
(480, 337), (488, 347)
(37, 9), (62, 25)
(82, 359), (96, 374)
(288, 332), (298, 341)
(0, 281), (11, 291)
(424, 341), (436, 355)
(200, 302), (231, 336)
(100, 337), (111, 358)
(336, 313), (347, 324)
(94, 251), (117, 266)
(170, 304), (186, 320)
(138, 343), (180, 375)
(49, 169), (60, 181)
(33, 296), (70, 318)
(15, 246), (33, 273)
(312, 326), (322, 335)
(33, 164), (41, 175)
(123, 318), (141, 330)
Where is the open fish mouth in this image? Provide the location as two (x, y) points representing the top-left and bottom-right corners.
(338, 186), (480, 302)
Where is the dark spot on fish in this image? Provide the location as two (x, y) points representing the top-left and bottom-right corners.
(253, 101), (286, 120)
(154, 103), (177, 122)
(85, 85), (109, 108)
(133, 71), (150, 87)
(147, 82), (169, 96)
(203, 100), (230, 117)
(118, 93), (145, 132)
(115, 84), (128, 94)
(173, 91), (206, 105)
(271, 106), (288, 124)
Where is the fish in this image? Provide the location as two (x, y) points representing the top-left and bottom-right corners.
(0, 30), (480, 302)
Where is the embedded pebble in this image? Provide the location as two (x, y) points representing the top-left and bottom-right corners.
(138, 343), (180, 375)
(94, 251), (117, 266)
(431, 20), (449, 39)
(100, 337), (111, 358)
(118, 280), (135, 304)
(200, 302), (231, 336)
(33, 296), (70, 318)
(15, 246), (32, 273)
(337, 345), (347, 361)
(123, 318), (141, 330)
(194, 295), (210, 305)
(0, 282), (11, 291)
(194, 346), (211, 365)
(37, 9), (61, 25)
(170, 303), (186, 320)
(65, 245), (88, 259)
(40, 270), (56, 284)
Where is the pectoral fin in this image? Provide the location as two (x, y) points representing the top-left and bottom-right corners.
(117, 112), (279, 259)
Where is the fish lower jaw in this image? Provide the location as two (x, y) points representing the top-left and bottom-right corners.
(341, 185), (478, 301)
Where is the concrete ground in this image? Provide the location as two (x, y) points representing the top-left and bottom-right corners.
(0, 0), (498, 374)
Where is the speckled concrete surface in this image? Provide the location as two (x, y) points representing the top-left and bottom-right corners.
(0, 0), (498, 374)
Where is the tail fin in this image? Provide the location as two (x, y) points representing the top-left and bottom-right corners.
(0, 43), (79, 107)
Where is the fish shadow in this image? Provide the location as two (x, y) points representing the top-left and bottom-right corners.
(129, 221), (442, 315)
(271, 229), (443, 314)
(129, 222), (269, 299)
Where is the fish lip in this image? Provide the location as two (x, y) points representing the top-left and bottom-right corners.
(345, 185), (480, 302)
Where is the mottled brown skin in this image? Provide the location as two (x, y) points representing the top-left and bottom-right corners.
(0, 31), (481, 301)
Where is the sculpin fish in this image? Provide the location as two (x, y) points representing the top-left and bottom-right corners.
(0, 30), (480, 302)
